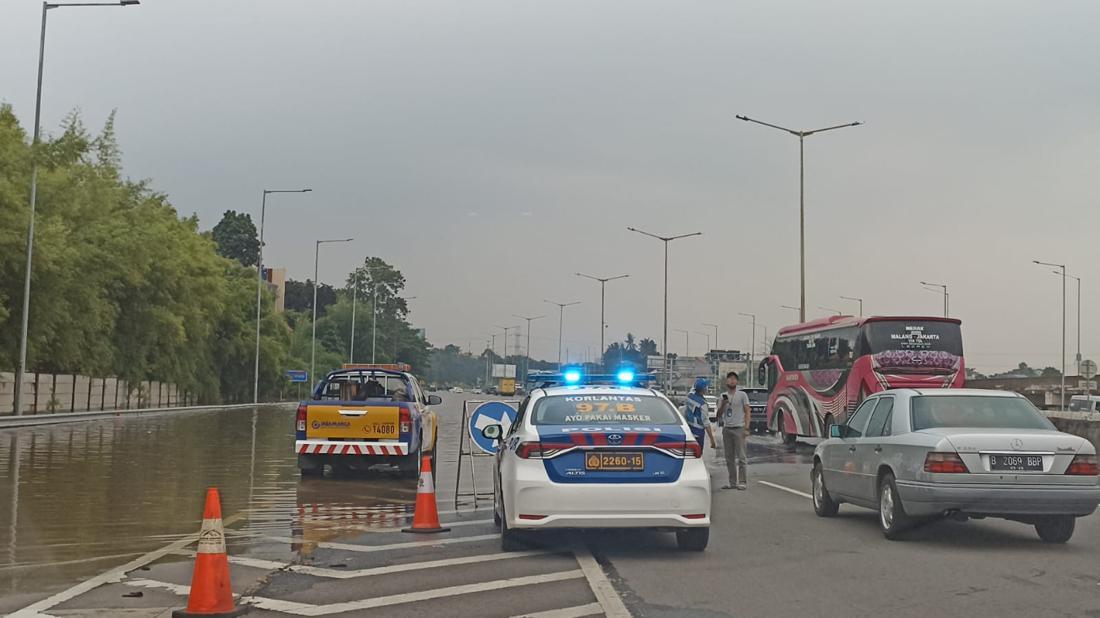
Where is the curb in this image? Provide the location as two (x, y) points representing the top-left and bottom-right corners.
(0, 402), (296, 429)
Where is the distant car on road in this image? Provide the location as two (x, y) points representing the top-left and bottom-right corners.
(811, 389), (1100, 542)
(741, 387), (769, 433)
(471, 388), (483, 394)
(1068, 395), (1100, 413)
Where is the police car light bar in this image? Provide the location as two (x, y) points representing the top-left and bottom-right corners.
(526, 368), (655, 388)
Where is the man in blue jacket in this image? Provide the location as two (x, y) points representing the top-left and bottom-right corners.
(682, 378), (717, 451)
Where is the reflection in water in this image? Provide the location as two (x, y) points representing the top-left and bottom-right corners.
(0, 405), (420, 599)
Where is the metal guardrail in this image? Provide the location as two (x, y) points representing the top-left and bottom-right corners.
(0, 402), (297, 429)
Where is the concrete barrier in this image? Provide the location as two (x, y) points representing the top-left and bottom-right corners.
(1046, 412), (1100, 450)
(0, 402), (296, 430)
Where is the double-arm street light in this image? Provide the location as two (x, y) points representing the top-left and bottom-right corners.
(513, 314), (545, 382)
(736, 114), (862, 323)
(252, 188), (312, 404)
(1034, 260), (1067, 410)
(544, 300), (581, 368)
(839, 295), (863, 317)
(310, 238), (353, 383)
(920, 281), (949, 318)
(14, 0), (141, 415)
(575, 272), (629, 366)
(627, 227), (702, 391)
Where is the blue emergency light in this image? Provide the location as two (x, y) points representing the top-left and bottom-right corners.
(526, 367), (653, 388)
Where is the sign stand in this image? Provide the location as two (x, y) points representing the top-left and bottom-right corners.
(454, 399), (519, 509)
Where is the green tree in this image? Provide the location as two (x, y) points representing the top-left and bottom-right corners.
(210, 210), (259, 267)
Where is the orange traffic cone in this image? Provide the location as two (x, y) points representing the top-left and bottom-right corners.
(402, 455), (450, 534)
(173, 487), (245, 617)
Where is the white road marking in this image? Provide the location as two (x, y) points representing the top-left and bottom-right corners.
(124, 578), (194, 596)
(572, 543), (630, 618)
(757, 480), (813, 500)
(512, 602), (604, 618)
(172, 548), (551, 579)
(241, 569), (586, 616)
(250, 533), (500, 553)
(8, 512), (246, 617)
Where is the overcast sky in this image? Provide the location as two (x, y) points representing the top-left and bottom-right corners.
(3, 0), (1098, 372)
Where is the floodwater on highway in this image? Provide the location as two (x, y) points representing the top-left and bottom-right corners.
(0, 405), (429, 603)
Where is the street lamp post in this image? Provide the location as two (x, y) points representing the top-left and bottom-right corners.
(694, 331), (712, 354)
(575, 272), (629, 369)
(1059, 273), (1082, 375)
(544, 300), (581, 368)
(1034, 260), (1067, 410)
(627, 227), (702, 391)
(839, 295), (863, 317)
(735, 114), (861, 323)
(818, 306), (842, 317)
(13, 0), (141, 416)
(392, 296), (417, 361)
(738, 313), (757, 387)
(780, 305), (802, 320)
(252, 188), (311, 404)
(920, 281), (949, 318)
(702, 322), (719, 350)
(674, 329), (690, 357)
(513, 314), (545, 383)
(310, 238), (352, 383)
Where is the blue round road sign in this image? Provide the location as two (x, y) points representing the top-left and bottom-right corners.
(469, 401), (517, 454)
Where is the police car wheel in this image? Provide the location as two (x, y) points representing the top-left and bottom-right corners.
(676, 527), (709, 551)
(500, 503), (524, 551)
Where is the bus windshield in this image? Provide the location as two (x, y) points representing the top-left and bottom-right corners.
(863, 320), (963, 356)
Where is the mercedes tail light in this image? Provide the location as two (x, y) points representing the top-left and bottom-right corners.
(1066, 454), (1098, 476)
(515, 442), (571, 459)
(665, 441), (703, 458)
(924, 452), (968, 474)
(296, 404), (307, 433)
(399, 408), (411, 434)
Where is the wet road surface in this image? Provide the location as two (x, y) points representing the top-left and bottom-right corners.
(5, 397), (1097, 617)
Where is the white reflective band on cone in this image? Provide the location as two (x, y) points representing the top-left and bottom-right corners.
(418, 470), (434, 494)
(196, 518), (227, 554)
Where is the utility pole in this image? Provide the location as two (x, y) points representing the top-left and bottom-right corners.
(627, 227), (702, 391)
(576, 272), (629, 369)
(513, 314), (545, 383)
(14, 0), (141, 414)
(544, 300), (581, 368)
(736, 114), (862, 323)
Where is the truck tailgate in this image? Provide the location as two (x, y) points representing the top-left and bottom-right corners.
(306, 405), (400, 441)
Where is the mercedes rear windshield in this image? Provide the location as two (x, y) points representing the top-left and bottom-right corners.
(911, 396), (1054, 431)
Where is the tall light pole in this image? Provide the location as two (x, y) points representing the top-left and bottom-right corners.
(513, 314), (545, 382)
(735, 114), (862, 323)
(674, 329), (691, 357)
(493, 325), (520, 363)
(702, 322), (719, 350)
(544, 300), (581, 368)
(818, 306), (842, 317)
(251, 188), (312, 404)
(1034, 260), (1067, 410)
(392, 296), (417, 362)
(1059, 272), (1082, 375)
(310, 238), (352, 383)
(920, 281), (949, 317)
(13, 0), (141, 416)
(839, 295), (863, 317)
(575, 272), (629, 369)
(627, 227), (702, 391)
(780, 305), (802, 320)
(694, 331), (712, 354)
(738, 313), (757, 387)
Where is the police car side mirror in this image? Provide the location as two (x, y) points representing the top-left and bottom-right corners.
(426, 394), (442, 406)
(481, 424), (503, 441)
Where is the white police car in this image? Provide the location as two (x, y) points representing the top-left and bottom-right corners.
(481, 368), (712, 551)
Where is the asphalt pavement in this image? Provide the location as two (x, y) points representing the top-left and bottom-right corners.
(2, 394), (1098, 617)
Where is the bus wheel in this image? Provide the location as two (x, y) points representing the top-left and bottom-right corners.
(778, 412), (796, 446)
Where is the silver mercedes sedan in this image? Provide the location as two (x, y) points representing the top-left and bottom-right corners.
(811, 388), (1100, 542)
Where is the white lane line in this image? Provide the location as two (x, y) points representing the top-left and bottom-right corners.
(757, 480), (813, 500)
(249, 533), (500, 553)
(512, 602), (604, 618)
(9, 512), (246, 618)
(241, 569), (586, 616)
(173, 549), (551, 579)
(572, 542), (630, 618)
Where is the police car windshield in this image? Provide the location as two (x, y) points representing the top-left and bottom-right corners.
(532, 394), (680, 425)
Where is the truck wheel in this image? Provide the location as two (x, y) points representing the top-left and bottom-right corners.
(398, 449), (421, 479)
(298, 455), (323, 477)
